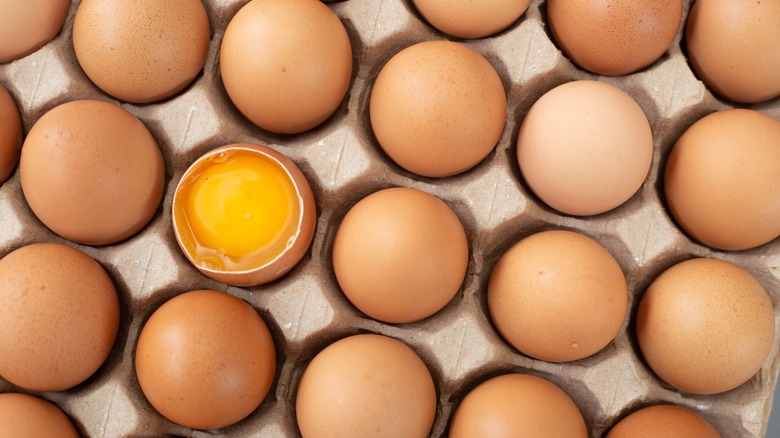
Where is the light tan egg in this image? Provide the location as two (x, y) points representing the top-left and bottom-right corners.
(517, 80), (653, 216)
(412, 0), (531, 39)
(370, 40), (506, 178)
(547, 0), (682, 75)
(73, 0), (210, 103)
(332, 187), (469, 324)
(636, 258), (774, 394)
(664, 109), (780, 250)
(20, 99), (165, 246)
(0, 393), (80, 438)
(0, 83), (21, 184)
(220, 0), (352, 134)
(686, 0), (780, 103)
(0, 0), (70, 63)
(488, 230), (628, 362)
(0, 243), (120, 392)
(607, 405), (721, 438)
(296, 334), (436, 438)
(449, 374), (588, 438)
(135, 290), (276, 430)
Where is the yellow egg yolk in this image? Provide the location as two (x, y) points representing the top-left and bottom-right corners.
(175, 149), (301, 272)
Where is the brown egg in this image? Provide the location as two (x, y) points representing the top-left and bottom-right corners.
(0, 243), (120, 392)
(637, 258), (775, 394)
(547, 0), (682, 75)
(20, 100), (165, 246)
(0, 393), (79, 438)
(664, 109), (780, 250)
(296, 334), (436, 438)
(220, 0), (352, 134)
(412, 0), (531, 39)
(0, 83), (21, 184)
(517, 80), (653, 216)
(686, 0), (780, 103)
(172, 144), (316, 287)
(370, 40), (506, 178)
(0, 0), (70, 63)
(607, 405), (721, 438)
(488, 230), (628, 362)
(73, 0), (210, 104)
(449, 374), (588, 438)
(135, 290), (276, 430)
(332, 187), (469, 323)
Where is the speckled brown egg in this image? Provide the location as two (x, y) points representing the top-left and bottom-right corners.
(0, 83), (21, 184)
(73, 0), (210, 103)
(20, 99), (165, 246)
(664, 109), (780, 250)
(449, 374), (588, 438)
(488, 230), (628, 362)
(220, 0), (352, 134)
(0, 0), (70, 63)
(296, 334), (436, 438)
(135, 290), (276, 430)
(686, 0), (780, 103)
(547, 0), (682, 75)
(0, 243), (120, 392)
(332, 187), (469, 324)
(517, 80), (653, 216)
(412, 0), (531, 39)
(0, 393), (80, 438)
(637, 258), (774, 394)
(370, 40), (506, 178)
(607, 405), (721, 438)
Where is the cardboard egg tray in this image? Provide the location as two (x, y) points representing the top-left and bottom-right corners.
(1, 0), (779, 436)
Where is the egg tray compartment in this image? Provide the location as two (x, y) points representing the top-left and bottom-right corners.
(1, 0), (779, 436)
